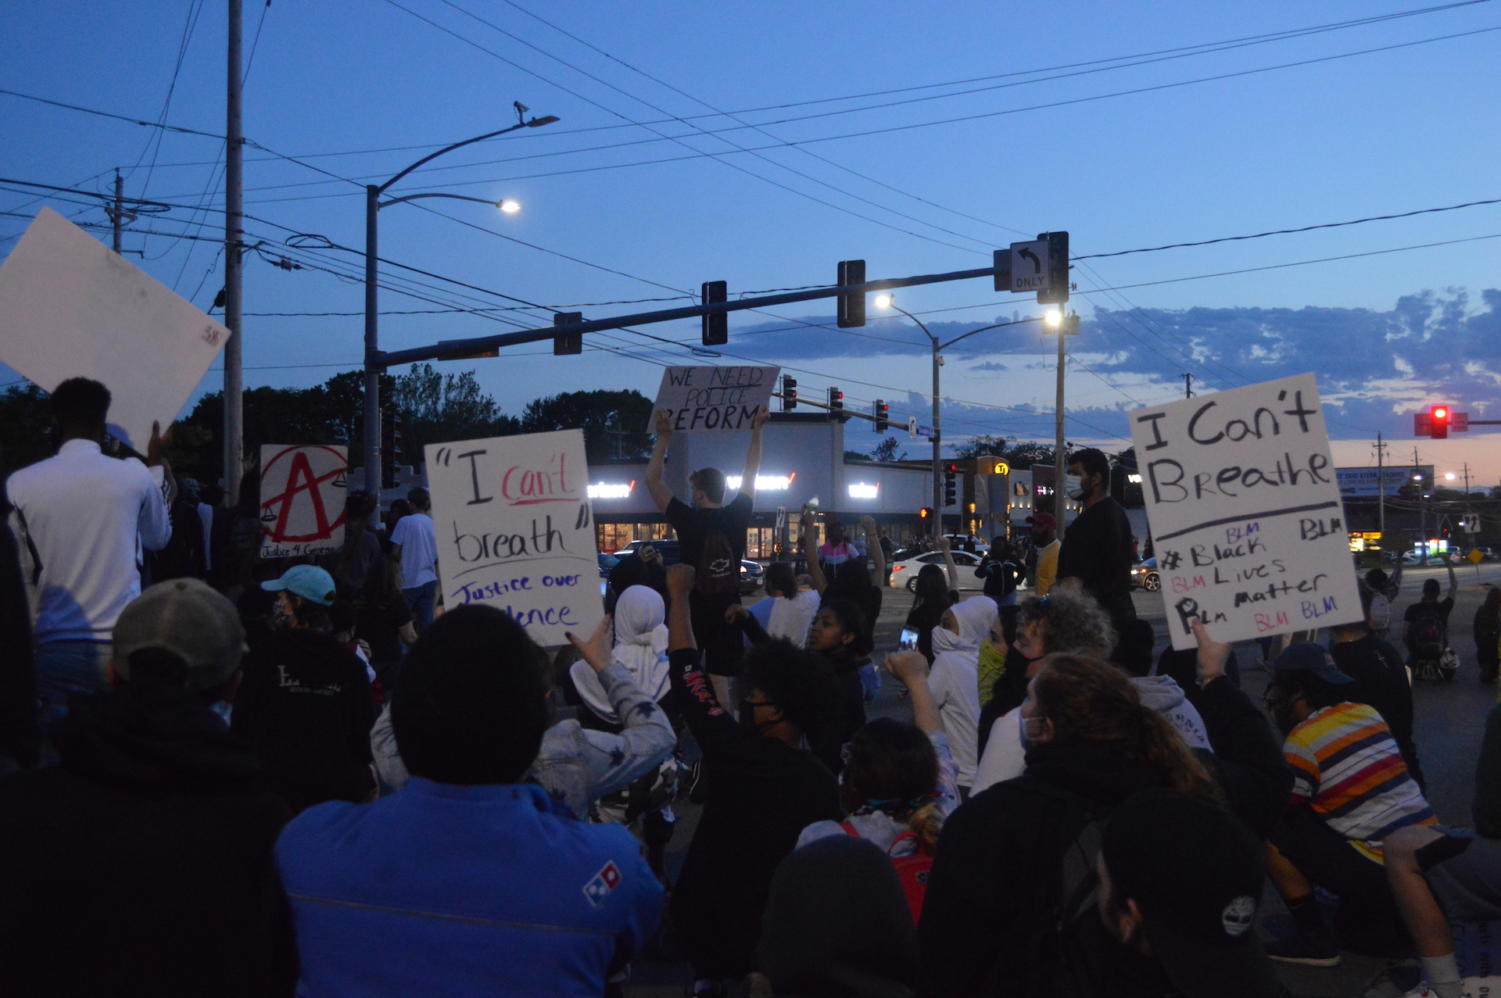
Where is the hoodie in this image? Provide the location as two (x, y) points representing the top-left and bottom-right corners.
(1129, 675), (1213, 752)
(928, 596), (994, 787)
(0, 684), (295, 998)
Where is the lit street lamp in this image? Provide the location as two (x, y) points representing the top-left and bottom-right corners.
(875, 294), (1045, 534)
(363, 108), (557, 497)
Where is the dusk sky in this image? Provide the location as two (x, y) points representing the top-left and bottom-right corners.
(2, 0), (1497, 481)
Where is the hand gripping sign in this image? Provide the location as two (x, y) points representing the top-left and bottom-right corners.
(1129, 373), (1361, 650)
(259, 445), (349, 559)
(425, 428), (602, 647)
(651, 364), (779, 433)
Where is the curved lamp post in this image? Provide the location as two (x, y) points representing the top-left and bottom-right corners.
(363, 110), (557, 497)
(875, 294), (1043, 533)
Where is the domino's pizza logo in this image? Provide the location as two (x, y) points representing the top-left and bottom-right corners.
(582, 861), (623, 908)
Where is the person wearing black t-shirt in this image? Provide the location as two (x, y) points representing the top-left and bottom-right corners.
(662, 563), (840, 997)
(1057, 447), (1136, 639)
(1329, 612), (1423, 788)
(647, 406), (768, 710)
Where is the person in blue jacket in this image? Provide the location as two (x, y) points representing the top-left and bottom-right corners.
(276, 604), (663, 997)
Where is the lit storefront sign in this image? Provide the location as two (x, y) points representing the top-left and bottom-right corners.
(847, 482), (880, 500)
(727, 472), (795, 491)
(586, 480), (636, 500)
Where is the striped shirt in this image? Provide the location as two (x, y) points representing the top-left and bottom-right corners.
(1284, 701), (1435, 863)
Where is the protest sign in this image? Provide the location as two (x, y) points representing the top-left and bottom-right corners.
(259, 445), (349, 559)
(651, 364), (778, 432)
(425, 429), (602, 647)
(1129, 372), (1361, 650)
(0, 207), (229, 452)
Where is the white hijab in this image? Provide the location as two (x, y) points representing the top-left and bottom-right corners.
(571, 584), (670, 724)
(932, 595), (996, 656)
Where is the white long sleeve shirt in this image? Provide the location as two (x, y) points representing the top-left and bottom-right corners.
(7, 438), (171, 643)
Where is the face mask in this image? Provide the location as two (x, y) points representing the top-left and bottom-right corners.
(1067, 474), (1088, 501)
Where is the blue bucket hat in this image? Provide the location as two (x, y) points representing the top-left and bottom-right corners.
(262, 564), (338, 606)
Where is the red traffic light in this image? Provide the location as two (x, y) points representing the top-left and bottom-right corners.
(1429, 404), (1451, 439)
(1433, 406), (1448, 420)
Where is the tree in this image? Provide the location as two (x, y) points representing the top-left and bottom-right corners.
(390, 364), (518, 464)
(1002, 442), (1055, 469)
(871, 436), (906, 462)
(843, 449), (870, 461)
(0, 384), (54, 478)
(520, 390), (653, 464)
(954, 434), (1006, 459)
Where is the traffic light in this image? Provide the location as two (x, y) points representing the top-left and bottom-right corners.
(553, 311), (583, 355)
(919, 507), (933, 522)
(781, 375), (797, 411)
(701, 280), (727, 346)
(837, 259), (866, 328)
(873, 399), (889, 432)
(1429, 404), (1451, 439)
(828, 386), (844, 414)
(1036, 231), (1070, 305)
(944, 463), (958, 506)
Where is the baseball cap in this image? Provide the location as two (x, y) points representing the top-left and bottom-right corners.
(1029, 513), (1056, 531)
(113, 578), (247, 691)
(262, 564), (338, 606)
(1101, 789), (1279, 998)
(1270, 642), (1354, 685)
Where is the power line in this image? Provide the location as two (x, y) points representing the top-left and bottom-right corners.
(0, 88), (227, 140)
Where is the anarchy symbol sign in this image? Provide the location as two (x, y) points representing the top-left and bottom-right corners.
(259, 444), (349, 558)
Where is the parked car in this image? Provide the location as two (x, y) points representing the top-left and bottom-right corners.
(613, 539), (682, 564)
(1131, 557), (1161, 592)
(888, 549), (985, 591)
(1400, 547), (1463, 566)
(739, 559), (765, 595)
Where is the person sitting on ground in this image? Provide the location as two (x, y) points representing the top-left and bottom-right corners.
(1330, 589), (1424, 788)
(1261, 642), (1437, 964)
(1473, 586), (1500, 685)
(370, 611), (675, 822)
(664, 563), (841, 998)
(927, 595), (995, 797)
(0, 578), (296, 998)
(796, 649), (961, 921)
(276, 604), (663, 997)
(1403, 558), (1459, 676)
(1111, 618), (1214, 761)
(904, 538), (959, 665)
(970, 588), (1115, 792)
(570, 584), (679, 880)
(748, 836), (921, 998)
(1097, 789), (1284, 998)
(6, 377), (173, 730)
(646, 407), (769, 712)
(920, 653), (1222, 996)
(1383, 697), (1501, 998)
(232, 564), (376, 812)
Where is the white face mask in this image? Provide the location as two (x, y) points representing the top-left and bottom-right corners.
(1067, 473), (1088, 501)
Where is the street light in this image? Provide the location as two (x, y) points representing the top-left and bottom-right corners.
(875, 295), (1043, 535)
(363, 107), (557, 498)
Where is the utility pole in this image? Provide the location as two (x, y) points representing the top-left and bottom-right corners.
(1053, 322), (1067, 531)
(223, 0), (245, 507)
(1414, 446), (1426, 557)
(1373, 432), (1387, 537)
(111, 169), (124, 253)
(1183, 372), (1194, 399)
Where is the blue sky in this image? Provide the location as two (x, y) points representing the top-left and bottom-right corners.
(2, 0), (1498, 481)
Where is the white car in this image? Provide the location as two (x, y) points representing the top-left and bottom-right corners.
(888, 549), (986, 591)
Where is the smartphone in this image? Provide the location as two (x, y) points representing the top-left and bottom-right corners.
(898, 627), (920, 650)
(599, 579), (609, 598)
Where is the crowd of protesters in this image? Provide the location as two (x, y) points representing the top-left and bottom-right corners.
(5, 380), (1501, 998)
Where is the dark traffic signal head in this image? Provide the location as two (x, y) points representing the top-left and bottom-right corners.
(873, 399), (889, 432)
(781, 375), (797, 411)
(828, 387), (844, 412)
(701, 281), (727, 346)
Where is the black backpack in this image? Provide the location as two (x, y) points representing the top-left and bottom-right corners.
(1408, 606), (1445, 660)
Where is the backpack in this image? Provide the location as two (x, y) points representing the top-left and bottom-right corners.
(1408, 606), (1445, 660)
(840, 822), (934, 923)
(696, 524), (739, 600)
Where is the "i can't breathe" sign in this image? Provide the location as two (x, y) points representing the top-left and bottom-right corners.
(1129, 372), (1362, 650)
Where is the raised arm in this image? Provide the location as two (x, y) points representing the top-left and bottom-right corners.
(803, 510), (829, 594)
(1387, 556), (1403, 596)
(1443, 555), (1458, 599)
(859, 515), (886, 587)
(738, 406), (770, 501)
(665, 564), (741, 754)
(645, 410), (675, 513)
(885, 651), (942, 734)
(938, 535), (959, 591)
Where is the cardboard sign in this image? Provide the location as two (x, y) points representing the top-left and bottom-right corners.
(425, 429), (602, 647)
(1129, 373), (1362, 650)
(651, 364), (778, 432)
(259, 445), (349, 559)
(0, 207), (229, 452)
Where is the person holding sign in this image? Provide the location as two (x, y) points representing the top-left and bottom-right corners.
(646, 406), (769, 710)
(1056, 447), (1136, 640)
(6, 377), (173, 732)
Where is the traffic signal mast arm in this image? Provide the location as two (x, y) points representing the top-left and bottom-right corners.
(374, 246), (1058, 368)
